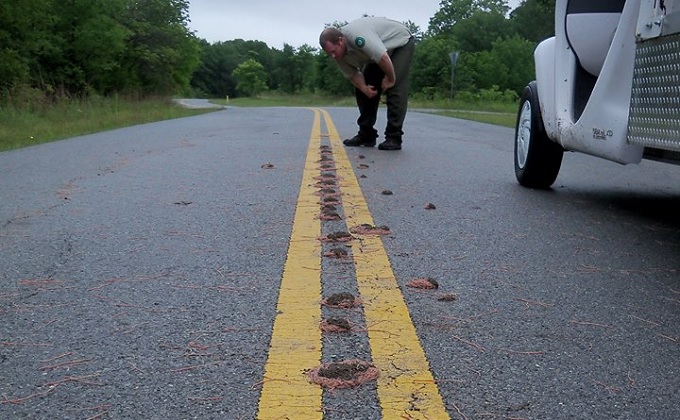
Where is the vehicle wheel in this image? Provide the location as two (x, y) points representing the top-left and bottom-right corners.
(514, 81), (564, 189)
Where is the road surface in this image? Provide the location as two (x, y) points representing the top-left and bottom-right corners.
(1, 106), (678, 419)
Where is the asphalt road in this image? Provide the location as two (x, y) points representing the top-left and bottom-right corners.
(1, 106), (678, 419)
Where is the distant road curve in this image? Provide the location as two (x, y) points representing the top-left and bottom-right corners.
(173, 98), (225, 109)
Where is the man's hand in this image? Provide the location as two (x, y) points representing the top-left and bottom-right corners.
(363, 84), (378, 98)
(378, 53), (397, 91)
(351, 73), (379, 98)
(381, 77), (395, 91)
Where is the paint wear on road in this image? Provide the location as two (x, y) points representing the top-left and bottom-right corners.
(257, 109), (449, 419)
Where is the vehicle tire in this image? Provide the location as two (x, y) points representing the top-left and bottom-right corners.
(514, 81), (564, 189)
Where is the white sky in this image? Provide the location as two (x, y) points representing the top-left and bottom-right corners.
(188, 0), (523, 49)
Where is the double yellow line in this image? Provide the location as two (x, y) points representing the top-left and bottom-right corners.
(257, 108), (449, 419)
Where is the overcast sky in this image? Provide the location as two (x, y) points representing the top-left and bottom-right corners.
(187, 1), (523, 49)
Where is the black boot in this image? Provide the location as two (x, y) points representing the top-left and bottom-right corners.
(378, 137), (402, 150)
(343, 135), (376, 147)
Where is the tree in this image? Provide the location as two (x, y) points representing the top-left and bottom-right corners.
(47, 0), (129, 95)
(190, 39), (275, 98)
(429, 0), (510, 37)
(313, 53), (353, 96)
(410, 36), (458, 98)
(0, 0), (53, 97)
(191, 40), (239, 98)
(453, 34), (534, 95)
(273, 43), (315, 94)
(120, 0), (200, 95)
(510, 0), (555, 43)
(447, 10), (513, 53)
(232, 59), (268, 96)
(0, 0), (201, 101)
(295, 44), (318, 92)
(488, 35), (535, 94)
(274, 44), (319, 94)
(274, 44), (295, 93)
(418, 0), (536, 96)
(0, 0), (131, 98)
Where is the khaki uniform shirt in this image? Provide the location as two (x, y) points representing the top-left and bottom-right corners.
(337, 17), (412, 79)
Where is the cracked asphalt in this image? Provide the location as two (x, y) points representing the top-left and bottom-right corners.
(1, 106), (678, 419)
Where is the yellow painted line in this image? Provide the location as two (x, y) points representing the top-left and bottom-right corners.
(320, 109), (450, 419)
(257, 109), (323, 419)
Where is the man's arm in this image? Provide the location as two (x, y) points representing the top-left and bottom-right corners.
(350, 72), (378, 98)
(349, 51), (396, 97)
(377, 52), (396, 91)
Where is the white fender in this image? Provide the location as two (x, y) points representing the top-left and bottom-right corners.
(560, 0), (644, 164)
(534, 37), (559, 140)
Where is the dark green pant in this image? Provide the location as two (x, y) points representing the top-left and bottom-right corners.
(356, 37), (415, 142)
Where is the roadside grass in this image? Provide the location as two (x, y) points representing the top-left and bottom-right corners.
(0, 97), (217, 152)
(434, 109), (517, 128)
(218, 93), (518, 128)
(1, 93), (517, 152)
(215, 94), (356, 108)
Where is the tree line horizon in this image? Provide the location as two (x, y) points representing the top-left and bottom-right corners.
(0, 0), (554, 106)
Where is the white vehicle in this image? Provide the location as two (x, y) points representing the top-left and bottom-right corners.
(514, 0), (680, 188)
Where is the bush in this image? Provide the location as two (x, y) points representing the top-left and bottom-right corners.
(455, 86), (518, 104)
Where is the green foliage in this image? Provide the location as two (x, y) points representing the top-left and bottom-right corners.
(452, 36), (534, 94)
(510, 0), (555, 42)
(273, 44), (317, 94)
(486, 35), (536, 94)
(190, 39), (275, 98)
(1, 1), (555, 152)
(191, 0), (551, 100)
(0, 96), (215, 151)
(410, 37), (458, 97)
(0, 0), (199, 102)
(447, 10), (514, 52)
(233, 59), (269, 97)
(436, 108), (516, 127)
(217, 92), (355, 108)
(409, 0), (550, 97)
(314, 53), (353, 96)
(1, 93), (516, 152)
(119, 0), (199, 95)
(0, 0), (57, 94)
(190, 40), (235, 98)
(0, 0), (554, 106)
(38, 0), (131, 96)
(429, 0), (510, 37)
(455, 85), (519, 104)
